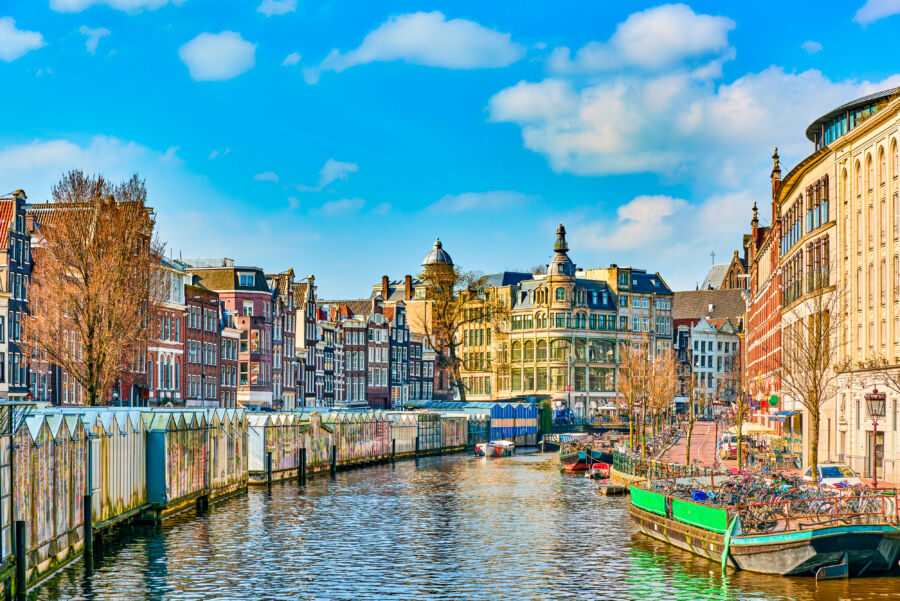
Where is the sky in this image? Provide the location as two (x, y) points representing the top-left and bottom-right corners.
(2, 1), (900, 298)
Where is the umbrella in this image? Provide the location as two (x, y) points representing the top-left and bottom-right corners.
(727, 422), (777, 435)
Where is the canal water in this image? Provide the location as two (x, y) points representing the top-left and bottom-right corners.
(31, 452), (900, 601)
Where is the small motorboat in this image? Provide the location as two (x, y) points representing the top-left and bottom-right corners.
(585, 462), (610, 479)
(475, 440), (516, 457)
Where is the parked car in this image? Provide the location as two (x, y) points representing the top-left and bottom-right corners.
(717, 434), (749, 460)
(801, 463), (863, 487)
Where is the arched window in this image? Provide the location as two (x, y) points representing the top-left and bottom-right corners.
(555, 287), (565, 301)
(511, 341), (521, 362)
(524, 340), (534, 361)
(842, 168), (848, 202)
(856, 160), (862, 196)
(880, 147), (886, 185)
(550, 339), (570, 361)
(536, 340), (548, 360)
(867, 154), (874, 191)
(893, 139), (899, 179)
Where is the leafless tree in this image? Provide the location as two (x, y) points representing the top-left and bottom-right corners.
(413, 263), (508, 403)
(21, 171), (165, 406)
(776, 273), (847, 479)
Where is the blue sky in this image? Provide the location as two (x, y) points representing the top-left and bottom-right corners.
(2, 1), (900, 297)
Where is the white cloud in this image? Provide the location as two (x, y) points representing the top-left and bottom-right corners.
(258, 0), (296, 16)
(568, 190), (753, 290)
(372, 202), (391, 215)
(79, 25), (110, 54)
(208, 147), (230, 159)
(254, 171), (279, 182)
(429, 190), (533, 213)
(50, 0), (186, 12)
(287, 196), (300, 209)
(548, 4), (734, 73)
(854, 0), (900, 24)
(318, 158), (357, 187)
(178, 31), (256, 81)
(801, 40), (823, 54)
(0, 17), (45, 62)
(303, 11), (525, 83)
(159, 146), (181, 164)
(320, 197), (364, 216)
(282, 51), (301, 66)
(294, 158), (358, 191)
(489, 65), (900, 182)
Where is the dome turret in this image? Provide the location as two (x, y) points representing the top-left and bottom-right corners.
(422, 237), (453, 267)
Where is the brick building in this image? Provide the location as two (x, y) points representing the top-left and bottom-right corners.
(366, 296), (390, 409)
(186, 260), (273, 408)
(183, 282), (220, 407)
(220, 308), (240, 408)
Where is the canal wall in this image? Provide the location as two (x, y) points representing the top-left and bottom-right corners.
(3, 405), (507, 598)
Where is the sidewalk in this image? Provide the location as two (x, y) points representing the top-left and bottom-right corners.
(661, 421), (719, 468)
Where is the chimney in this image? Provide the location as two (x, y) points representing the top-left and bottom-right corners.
(404, 275), (412, 300)
(381, 275), (389, 300)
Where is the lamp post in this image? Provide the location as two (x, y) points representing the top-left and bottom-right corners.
(864, 386), (887, 488)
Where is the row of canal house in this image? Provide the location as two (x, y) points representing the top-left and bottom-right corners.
(0, 404), (488, 595)
(0, 189), (442, 410)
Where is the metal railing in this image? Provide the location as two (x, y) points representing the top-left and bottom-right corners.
(737, 493), (898, 534)
(613, 450), (726, 480)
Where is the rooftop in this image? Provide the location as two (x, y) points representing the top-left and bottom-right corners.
(673, 289), (745, 322)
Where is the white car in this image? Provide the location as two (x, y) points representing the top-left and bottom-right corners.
(801, 463), (863, 487)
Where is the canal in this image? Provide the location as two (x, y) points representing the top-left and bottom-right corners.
(31, 452), (900, 600)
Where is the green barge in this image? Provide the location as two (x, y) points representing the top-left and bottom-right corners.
(629, 482), (900, 577)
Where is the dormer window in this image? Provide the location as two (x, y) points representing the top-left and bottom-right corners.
(239, 272), (255, 287)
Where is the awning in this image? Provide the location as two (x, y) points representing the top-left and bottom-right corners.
(767, 410), (801, 421)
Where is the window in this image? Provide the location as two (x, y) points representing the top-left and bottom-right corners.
(619, 296), (627, 308)
(243, 301), (253, 316)
(555, 287), (565, 301)
(239, 272), (255, 287)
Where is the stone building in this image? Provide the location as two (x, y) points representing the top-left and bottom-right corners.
(458, 225), (673, 416)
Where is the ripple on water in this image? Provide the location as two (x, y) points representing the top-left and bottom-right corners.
(29, 453), (900, 601)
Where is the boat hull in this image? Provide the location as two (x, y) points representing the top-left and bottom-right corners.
(629, 505), (900, 576)
(560, 449), (613, 471)
(476, 442), (514, 457)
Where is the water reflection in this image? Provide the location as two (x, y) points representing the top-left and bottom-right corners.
(29, 453), (899, 601)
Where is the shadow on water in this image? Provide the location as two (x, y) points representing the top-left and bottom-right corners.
(26, 453), (900, 601)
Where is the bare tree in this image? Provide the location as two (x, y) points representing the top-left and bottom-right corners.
(647, 349), (677, 455)
(21, 171), (164, 406)
(618, 334), (652, 454)
(776, 274), (847, 479)
(681, 352), (710, 466)
(413, 263), (508, 403)
(720, 351), (750, 469)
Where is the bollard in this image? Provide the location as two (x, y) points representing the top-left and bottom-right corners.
(299, 448), (307, 486)
(15, 521), (25, 601)
(415, 436), (419, 459)
(331, 445), (337, 477)
(84, 493), (93, 558)
(391, 439), (396, 464)
(266, 451), (273, 488)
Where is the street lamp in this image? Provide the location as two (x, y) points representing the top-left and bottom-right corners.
(865, 386), (887, 488)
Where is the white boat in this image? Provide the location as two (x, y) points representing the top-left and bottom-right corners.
(475, 440), (516, 457)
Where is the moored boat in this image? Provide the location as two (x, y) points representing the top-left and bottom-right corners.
(475, 440), (515, 457)
(629, 480), (900, 576)
(540, 432), (586, 453)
